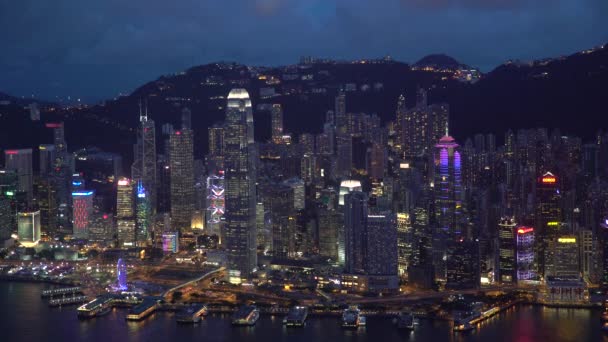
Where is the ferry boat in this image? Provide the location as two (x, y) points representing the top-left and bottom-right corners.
(77, 296), (114, 319)
(176, 304), (208, 324)
(232, 305), (260, 326)
(283, 306), (308, 327)
(395, 311), (415, 330)
(341, 306), (366, 328)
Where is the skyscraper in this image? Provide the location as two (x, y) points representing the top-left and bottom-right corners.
(344, 191), (368, 274)
(131, 102), (157, 213)
(72, 190), (94, 239)
(4, 149), (33, 204)
(116, 178), (135, 247)
(397, 212), (413, 276)
(135, 181), (151, 245)
(271, 104), (283, 144)
(433, 134), (463, 280)
(170, 126), (194, 232)
(46, 122), (71, 234)
(498, 216), (517, 283)
(224, 89), (257, 279)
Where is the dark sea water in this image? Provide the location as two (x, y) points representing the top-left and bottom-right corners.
(1, 281), (605, 342)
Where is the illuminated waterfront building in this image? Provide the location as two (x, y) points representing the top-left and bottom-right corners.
(516, 227), (536, 281)
(17, 210), (41, 246)
(498, 216), (517, 283)
(72, 190), (94, 239)
(224, 89), (257, 278)
(116, 258), (128, 291)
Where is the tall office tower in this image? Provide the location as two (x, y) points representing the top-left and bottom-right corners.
(402, 105), (429, 158)
(335, 92), (352, 178)
(498, 217), (517, 283)
(395, 94), (406, 151)
(271, 104), (283, 144)
(397, 212), (413, 277)
(4, 149), (33, 204)
(264, 184), (295, 259)
(17, 210), (41, 246)
(88, 211), (113, 243)
(516, 227), (535, 281)
(206, 174), (225, 238)
(318, 208), (343, 262)
(300, 153), (317, 184)
(29, 102), (40, 121)
(579, 229), (598, 283)
(72, 189), (94, 239)
(366, 213), (398, 277)
(433, 135), (463, 281)
(536, 171), (562, 239)
(170, 128), (194, 232)
(39, 145), (56, 178)
(224, 89), (257, 279)
(37, 178), (57, 233)
(46, 122), (71, 233)
(344, 191), (368, 274)
(0, 170), (22, 235)
(545, 236), (580, 278)
(116, 178), (135, 247)
(321, 122), (336, 155)
(135, 181), (151, 245)
(131, 102), (157, 213)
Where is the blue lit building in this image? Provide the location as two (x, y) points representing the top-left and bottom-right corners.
(135, 181), (151, 246)
(116, 258), (128, 291)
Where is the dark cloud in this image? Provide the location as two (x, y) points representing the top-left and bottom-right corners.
(0, 0), (606, 102)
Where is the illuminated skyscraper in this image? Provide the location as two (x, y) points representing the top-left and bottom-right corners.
(498, 217), (517, 283)
(335, 92), (352, 178)
(72, 190), (94, 239)
(135, 181), (151, 245)
(397, 212), (413, 276)
(131, 102), (157, 213)
(46, 122), (72, 233)
(271, 104), (283, 144)
(4, 149), (33, 204)
(170, 126), (194, 232)
(206, 174), (225, 237)
(116, 258), (128, 291)
(39, 144), (56, 178)
(433, 134), (462, 280)
(116, 178), (135, 247)
(17, 210), (40, 246)
(224, 89), (257, 278)
(395, 94), (406, 151)
(536, 171), (562, 239)
(516, 227), (535, 281)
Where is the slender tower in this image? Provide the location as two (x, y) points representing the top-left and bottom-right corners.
(224, 89), (257, 280)
(132, 101), (157, 212)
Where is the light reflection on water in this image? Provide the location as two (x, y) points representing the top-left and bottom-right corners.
(0, 281), (603, 342)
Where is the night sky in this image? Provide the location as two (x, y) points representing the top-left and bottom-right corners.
(1, 0), (606, 102)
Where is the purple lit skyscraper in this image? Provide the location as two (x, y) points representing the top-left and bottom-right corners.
(432, 134), (463, 281)
(117, 258), (128, 291)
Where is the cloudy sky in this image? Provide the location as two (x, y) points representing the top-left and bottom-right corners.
(1, 0), (606, 102)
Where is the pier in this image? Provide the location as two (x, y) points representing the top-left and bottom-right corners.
(41, 287), (82, 297)
(49, 295), (89, 307)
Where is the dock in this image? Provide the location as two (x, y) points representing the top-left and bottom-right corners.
(126, 298), (161, 321)
(41, 287), (82, 298)
(49, 295), (88, 307)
